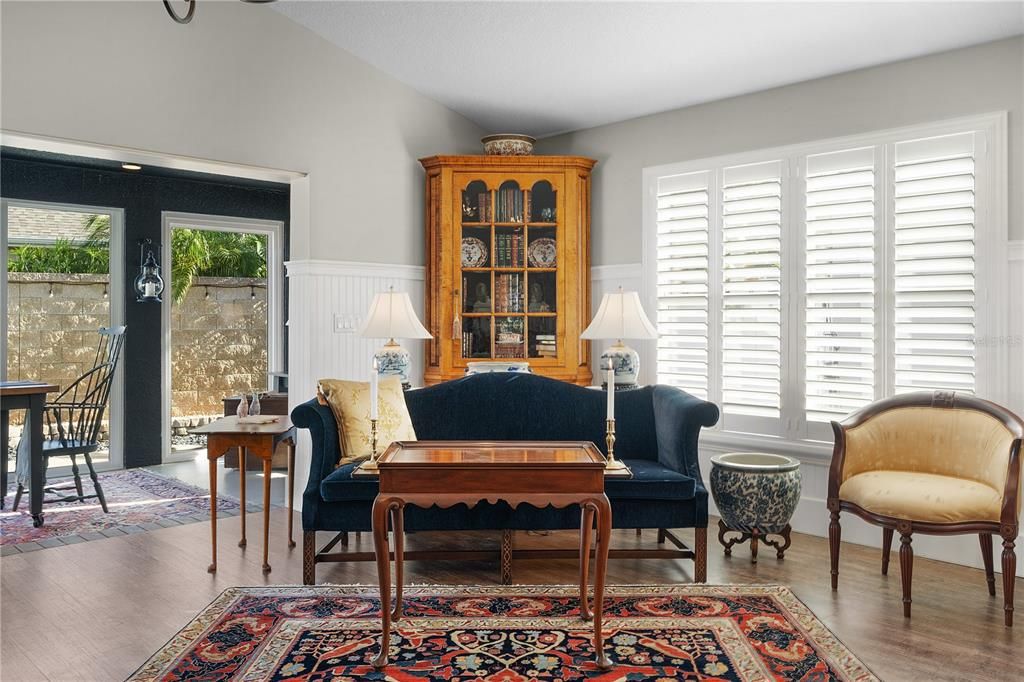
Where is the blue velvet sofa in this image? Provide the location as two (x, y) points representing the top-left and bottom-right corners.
(291, 372), (719, 584)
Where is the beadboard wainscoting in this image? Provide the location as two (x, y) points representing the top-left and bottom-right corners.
(285, 259), (426, 511)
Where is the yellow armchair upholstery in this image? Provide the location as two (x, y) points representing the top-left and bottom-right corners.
(827, 391), (1023, 626)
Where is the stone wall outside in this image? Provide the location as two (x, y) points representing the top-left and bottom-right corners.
(171, 276), (268, 422)
(6, 273), (267, 429)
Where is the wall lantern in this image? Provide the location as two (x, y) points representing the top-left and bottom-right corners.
(135, 239), (165, 303)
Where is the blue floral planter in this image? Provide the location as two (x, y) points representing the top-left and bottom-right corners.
(710, 453), (801, 562)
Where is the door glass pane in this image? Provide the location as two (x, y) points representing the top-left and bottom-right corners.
(169, 227), (269, 459)
(6, 205), (115, 470)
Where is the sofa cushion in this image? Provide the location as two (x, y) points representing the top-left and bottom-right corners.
(404, 373), (659, 460)
(607, 459), (696, 500)
(839, 470), (1003, 523)
(318, 376), (416, 464)
(320, 461), (380, 502)
(320, 457), (696, 504)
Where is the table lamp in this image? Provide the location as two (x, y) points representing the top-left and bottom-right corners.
(581, 287), (658, 389)
(359, 287), (433, 389)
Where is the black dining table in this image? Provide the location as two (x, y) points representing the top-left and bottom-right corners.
(1, 381), (59, 526)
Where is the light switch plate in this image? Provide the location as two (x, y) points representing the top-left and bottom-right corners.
(334, 313), (360, 333)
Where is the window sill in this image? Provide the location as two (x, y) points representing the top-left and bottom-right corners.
(698, 430), (833, 465)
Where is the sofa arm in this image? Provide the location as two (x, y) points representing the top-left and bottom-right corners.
(651, 385), (720, 481)
(290, 398), (340, 498)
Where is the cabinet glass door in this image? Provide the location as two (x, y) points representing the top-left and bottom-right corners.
(455, 174), (563, 365)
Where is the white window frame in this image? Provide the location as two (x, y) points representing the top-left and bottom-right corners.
(160, 212), (285, 463)
(1, 198), (127, 473)
(642, 112), (1008, 458)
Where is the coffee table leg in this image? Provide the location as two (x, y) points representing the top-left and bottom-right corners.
(238, 448), (247, 548)
(372, 496), (394, 669)
(591, 495), (613, 669)
(262, 457), (272, 574)
(391, 504), (404, 621)
(208, 454), (218, 573)
(579, 505), (595, 621)
(287, 439), (296, 549)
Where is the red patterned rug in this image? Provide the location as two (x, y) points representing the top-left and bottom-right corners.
(1, 469), (250, 551)
(129, 584), (877, 681)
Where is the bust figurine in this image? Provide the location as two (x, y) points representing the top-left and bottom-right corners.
(472, 281), (491, 313)
(528, 282), (550, 312)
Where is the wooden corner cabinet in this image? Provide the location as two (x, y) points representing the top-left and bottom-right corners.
(420, 155), (596, 386)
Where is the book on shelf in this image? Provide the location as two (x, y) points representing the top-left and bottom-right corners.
(496, 187), (524, 223)
(495, 229), (523, 268)
(476, 193), (491, 222)
(495, 273), (523, 313)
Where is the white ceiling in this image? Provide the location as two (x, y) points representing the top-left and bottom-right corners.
(273, 1), (1024, 137)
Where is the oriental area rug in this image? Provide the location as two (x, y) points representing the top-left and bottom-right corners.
(1, 468), (252, 552)
(129, 584), (878, 681)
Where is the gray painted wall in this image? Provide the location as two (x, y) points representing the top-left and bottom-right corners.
(539, 37), (1023, 265)
(0, 1), (485, 265)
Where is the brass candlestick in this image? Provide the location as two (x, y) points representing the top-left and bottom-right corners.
(605, 418), (627, 470)
(360, 418), (381, 472)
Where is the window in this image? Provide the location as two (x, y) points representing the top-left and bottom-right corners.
(644, 115), (1006, 447)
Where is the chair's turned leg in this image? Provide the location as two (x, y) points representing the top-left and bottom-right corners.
(1003, 536), (1016, 627)
(302, 531), (317, 585)
(635, 528), (641, 537)
(828, 508), (841, 590)
(83, 453), (107, 513)
(500, 529), (513, 585)
(12, 484), (23, 512)
(899, 529), (914, 618)
(340, 531), (349, 547)
(694, 526), (707, 583)
(69, 454), (84, 501)
(980, 533), (996, 596)
(882, 527), (894, 576)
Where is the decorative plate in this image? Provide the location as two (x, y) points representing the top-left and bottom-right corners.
(461, 237), (488, 267)
(528, 238), (557, 268)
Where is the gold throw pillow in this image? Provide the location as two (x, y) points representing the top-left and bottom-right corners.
(317, 376), (416, 464)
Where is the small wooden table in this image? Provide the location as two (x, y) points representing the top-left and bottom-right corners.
(1, 382), (60, 524)
(190, 416), (297, 574)
(370, 440), (613, 669)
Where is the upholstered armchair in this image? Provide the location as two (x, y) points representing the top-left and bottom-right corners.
(827, 391), (1023, 626)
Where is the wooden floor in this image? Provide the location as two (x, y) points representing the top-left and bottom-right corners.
(1, 509), (1020, 681)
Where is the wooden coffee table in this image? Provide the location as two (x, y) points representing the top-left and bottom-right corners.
(190, 416), (297, 574)
(370, 440), (613, 669)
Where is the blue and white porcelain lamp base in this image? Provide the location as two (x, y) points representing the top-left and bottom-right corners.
(600, 341), (640, 390)
(374, 339), (412, 390)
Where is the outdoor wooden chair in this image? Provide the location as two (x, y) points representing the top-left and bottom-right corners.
(13, 326), (126, 513)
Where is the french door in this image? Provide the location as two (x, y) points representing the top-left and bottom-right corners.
(160, 212), (284, 463)
(1, 198), (125, 475)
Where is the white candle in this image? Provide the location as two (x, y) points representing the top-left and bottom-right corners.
(370, 356), (379, 420)
(606, 359), (615, 420)
(144, 282), (156, 297)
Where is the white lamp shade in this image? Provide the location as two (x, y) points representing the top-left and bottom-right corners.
(581, 290), (658, 341)
(358, 290), (433, 340)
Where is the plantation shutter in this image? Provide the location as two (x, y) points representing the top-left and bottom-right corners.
(655, 171), (710, 398)
(804, 147), (877, 422)
(892, 132), (976, 394)
(721, 161), (782, 419)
